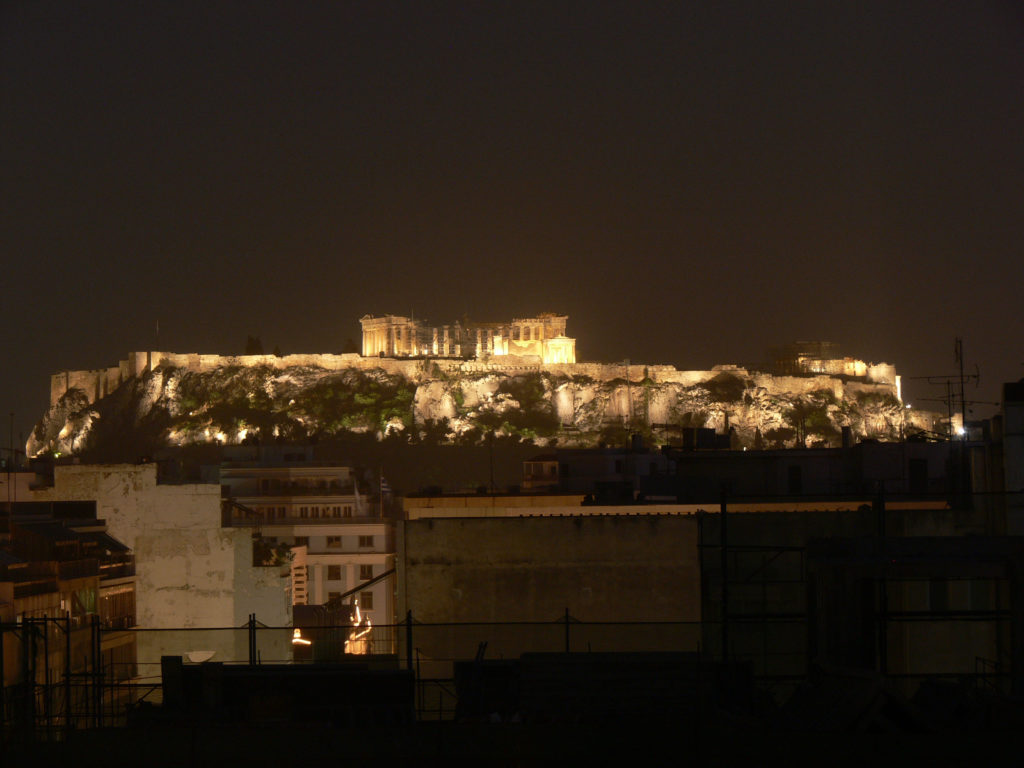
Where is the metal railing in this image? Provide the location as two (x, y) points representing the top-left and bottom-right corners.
(1, 610), (1016, 738)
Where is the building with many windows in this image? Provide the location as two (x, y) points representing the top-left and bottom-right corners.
(219, 446), (394, 632)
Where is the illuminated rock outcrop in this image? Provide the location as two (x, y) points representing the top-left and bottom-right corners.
(28, 349), (938, 458)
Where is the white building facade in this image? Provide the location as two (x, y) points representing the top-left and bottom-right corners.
(219, 453), (395, 631)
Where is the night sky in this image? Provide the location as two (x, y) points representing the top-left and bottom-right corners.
(3, 2), (1022, 448)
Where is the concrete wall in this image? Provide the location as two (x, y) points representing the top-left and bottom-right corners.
(31, 464), (290, 631)
(396, 515), (701, 672)
(398, 514), (700, 624)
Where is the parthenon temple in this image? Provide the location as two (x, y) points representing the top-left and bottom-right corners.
(360, 313), (576, 364)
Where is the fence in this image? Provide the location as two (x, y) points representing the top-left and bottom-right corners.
(0, 609), (1014, 737)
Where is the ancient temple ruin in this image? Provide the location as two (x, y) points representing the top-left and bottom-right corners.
(359, 313), (576, 364)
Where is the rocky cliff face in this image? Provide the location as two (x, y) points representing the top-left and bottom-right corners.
(28, 361), (932, 459)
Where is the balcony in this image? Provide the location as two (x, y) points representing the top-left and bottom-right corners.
(13, 579), (59, 598)
(248, 484), (357, 497)
(267, 515), (385, 526)
(99, 561), (136, 580)
(57, 558), (99, 581)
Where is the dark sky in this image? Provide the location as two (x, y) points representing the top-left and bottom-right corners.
(3, 1), (1022, 447)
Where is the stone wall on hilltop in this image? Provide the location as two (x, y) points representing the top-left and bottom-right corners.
(29, 351), (931, 459)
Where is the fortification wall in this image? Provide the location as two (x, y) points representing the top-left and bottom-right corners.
(50, 350), (901, 409)
(867, 363), (897, 386)
(53, 351), (434, 406)
(50, 367), (123, 406)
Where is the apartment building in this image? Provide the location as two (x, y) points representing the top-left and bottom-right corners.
(219, 446), (394, 630)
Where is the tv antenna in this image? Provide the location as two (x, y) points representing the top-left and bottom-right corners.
(905, 337), (980, 439)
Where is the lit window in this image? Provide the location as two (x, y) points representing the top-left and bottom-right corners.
(326, 536), (342, 548)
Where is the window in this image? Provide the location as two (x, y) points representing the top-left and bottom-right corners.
(327, 565), (342, 581)
(310, 506), (320, 518)
(359, 564), (373, 580)
(332, 506), (341, 518)
(299, 506), (309, 519)
(328, 591), (341, 601)
(326, 536), (342, 548)
(294, 536), (308, 547)
(277, 507), (285, 519)
(358, 535), (374, 548)
(344, 505), (353, 517)
(359, 591), (374, 610)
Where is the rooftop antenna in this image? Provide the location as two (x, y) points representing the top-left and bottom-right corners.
(905, 338), (980, 438)
(905, 340), (981, 503)
(955, 338), (965, 437)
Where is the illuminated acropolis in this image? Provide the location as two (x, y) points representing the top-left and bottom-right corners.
(360, 312), (576, 364)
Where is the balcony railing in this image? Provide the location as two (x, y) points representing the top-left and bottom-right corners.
(57, 558), (99, 581)
(13, 579), (59, 598)
(229, 514), (387, 526)
(244, 486), (357, 497)
(100, 561), (137, 580)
